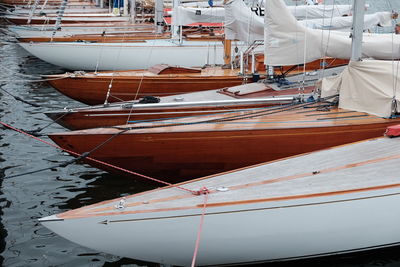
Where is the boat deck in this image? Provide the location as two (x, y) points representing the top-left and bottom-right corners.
(58, 135), (400, 219)
(62, 105), (394, 134)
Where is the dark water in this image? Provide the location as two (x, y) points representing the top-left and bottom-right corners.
(1, 1), (400, 266)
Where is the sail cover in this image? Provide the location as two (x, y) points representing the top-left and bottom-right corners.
(286, 4), (353, 20)
(320, 60), (400, 118)
(225, 0), (392, 42)
(173, 6), (225, 25)
(225, 0), (264, 42)
(302, 12), (393, 31)
(251, 1), (353, 20)
(264, 0), (400, 66)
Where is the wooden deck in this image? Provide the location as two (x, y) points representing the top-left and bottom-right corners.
(58, 135), (400, 218)
(48, 104), (400, 181)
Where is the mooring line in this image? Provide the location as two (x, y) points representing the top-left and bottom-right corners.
(0, 120), (198, 195)
(191, 187), (209, 267)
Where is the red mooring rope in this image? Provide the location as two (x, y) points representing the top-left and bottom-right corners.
(0, 121), (198, 195)
(191, 187), (209, 267)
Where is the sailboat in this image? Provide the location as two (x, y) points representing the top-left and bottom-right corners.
(40, 131), (400, 266)
(45, 64), (345, 130)
(42, 55), (348, 105)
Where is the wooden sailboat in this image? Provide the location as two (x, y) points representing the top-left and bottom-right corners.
(48, 103), (400, 181)
(40, 131), (400, 266)
(44, 65), (344, 130)
(43, 57), (347, 105)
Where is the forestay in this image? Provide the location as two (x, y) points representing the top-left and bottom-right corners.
(320, 60), (400, 118)
(264, 0), (400, 66)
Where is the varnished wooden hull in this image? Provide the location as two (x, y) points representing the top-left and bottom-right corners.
(6, 16), (130, 25)
(45, 101), (293, 130)
(46, 59), (347, 105)
(48, 107), (400, 182)
(47, 76), (250, 105)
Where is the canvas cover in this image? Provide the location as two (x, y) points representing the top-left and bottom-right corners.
(286, 4), (353, 20)
(302, 12), (393, 31)
(173, 6), (225, 25)
(251, 2), (353, 20)
(225, 0), (389, 43)
(320, 60), (400, 118)
(224, 0), (264, 42)
(264, 0), (400, 66)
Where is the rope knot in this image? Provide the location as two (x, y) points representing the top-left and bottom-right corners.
(195, 186), (210, 196)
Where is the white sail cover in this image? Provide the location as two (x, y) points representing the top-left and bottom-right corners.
(225, 0), (264, 42)
(225, 0), (391, 43)
(302, 12), (393, 31)
(264, 0), (400, 66)
(175, 1), (354, 27)
(173, 6), (225, 25)
(286, 4), (352, 20)
(320, 60), (400, 118)
(250, 2), (353, 20)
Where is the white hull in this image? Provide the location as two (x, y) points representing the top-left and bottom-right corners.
(18, 39), (226, 70)
(41, 188), (400, 266)
(40, 136), (400, 266)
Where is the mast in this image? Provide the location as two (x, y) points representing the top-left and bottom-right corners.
(350, 0), (366, 61)
(130, 0), (136, 22)
(171, 0), (180, 40)
(223, 39), (231, 66)
(155, 0), (164, 34)
(123, 0), (128, 16)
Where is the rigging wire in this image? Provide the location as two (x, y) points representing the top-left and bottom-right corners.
(117, 96), (338, 131)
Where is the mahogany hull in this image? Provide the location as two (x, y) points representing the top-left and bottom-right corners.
(47, 76), (249, 105)
(46, 102), (291, 130)
(49, 121), (400, 182)
(46, 59), (348, 105)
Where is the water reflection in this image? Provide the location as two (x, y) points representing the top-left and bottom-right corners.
(58, 171), (157, 210)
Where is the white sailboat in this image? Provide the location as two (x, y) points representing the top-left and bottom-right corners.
(39, 131), (400, 266)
